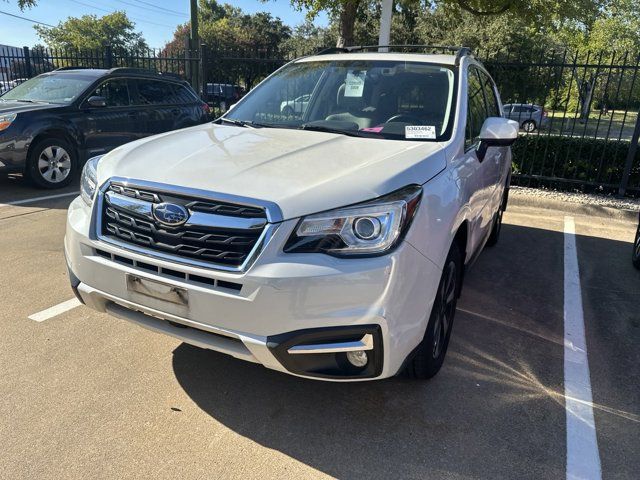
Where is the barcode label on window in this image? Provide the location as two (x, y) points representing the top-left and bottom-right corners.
(405, 125), (436, 139)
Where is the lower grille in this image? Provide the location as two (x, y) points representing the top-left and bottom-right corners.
(99, 182), (269, 269)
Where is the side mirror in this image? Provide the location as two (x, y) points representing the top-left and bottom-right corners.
(227, 102), (237, 111)
(87, 96), (107, 108)
(477, 117), (519, 161)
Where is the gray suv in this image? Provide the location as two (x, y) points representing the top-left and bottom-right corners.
(503, 103), (547, 132)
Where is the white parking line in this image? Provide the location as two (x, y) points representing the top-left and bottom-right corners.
(28, 298), (82, 322)
(0, 191), (79, 208)
(564, 216), (602, 480)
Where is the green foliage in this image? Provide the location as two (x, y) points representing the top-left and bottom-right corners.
(34, 11), (147, 51)
(8, 0), (38, 9)
(164, 0), (291, 52)
(280, 20), (336, 56)
(511, 134), (640, 191)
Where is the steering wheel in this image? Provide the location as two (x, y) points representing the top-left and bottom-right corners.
(385, 114), (424, 124)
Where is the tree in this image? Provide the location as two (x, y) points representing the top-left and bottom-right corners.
(34, 12), (148, 51)
(280, 20), (336, 55)
(163, 1), (292, 89)
(165, 1), (291, 52)
(288, 0), (604, 47)
(4, 0), (38, 9)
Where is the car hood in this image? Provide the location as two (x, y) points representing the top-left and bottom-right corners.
(0, 100), (63, 114)
(98, 123), (447, 220)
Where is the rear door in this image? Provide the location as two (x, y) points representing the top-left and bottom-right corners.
(79, 78), (140, 157)
(133, 79), (179, 135)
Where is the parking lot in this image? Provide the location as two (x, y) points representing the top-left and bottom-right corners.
(1, 173), (638, 480)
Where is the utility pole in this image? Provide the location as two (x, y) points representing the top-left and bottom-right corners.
(378, 0), (393, 52)
(190, 0), (199, 92)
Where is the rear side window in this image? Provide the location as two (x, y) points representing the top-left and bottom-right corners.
(90, 79), (130, 107)
(513, 105), (534, 113)
(136, 80), (176, 105)
(172, 84), (197, 103)
(466, 67), (486, 149)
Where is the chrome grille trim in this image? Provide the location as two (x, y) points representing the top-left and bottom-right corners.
(95, 177), (282, 272)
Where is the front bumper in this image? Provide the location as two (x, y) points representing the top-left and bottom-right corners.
(0, 133), (28, 171)
(65, 196), (441, 381)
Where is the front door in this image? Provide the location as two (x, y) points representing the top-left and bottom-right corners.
(464, 66), (496, 251)
(80, 78), (140, 157)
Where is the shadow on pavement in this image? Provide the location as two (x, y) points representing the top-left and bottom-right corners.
(171, 223), (640, 479)
(0, 173), (79, 210)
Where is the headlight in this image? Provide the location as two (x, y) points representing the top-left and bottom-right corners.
(284, 185), (422, 256)
(80, 155), (102, 206)
(0, 113), (17, 131)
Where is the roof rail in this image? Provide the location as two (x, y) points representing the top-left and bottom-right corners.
(54, 66), (95, 71)
(107, 67), (158, 75)
(315, 45), (473, 65)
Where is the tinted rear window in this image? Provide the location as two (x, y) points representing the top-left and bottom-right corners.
(135, 80), (189, 105)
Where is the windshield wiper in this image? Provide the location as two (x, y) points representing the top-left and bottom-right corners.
(299, 123), (371, 138)
(217, 118), (261, 128)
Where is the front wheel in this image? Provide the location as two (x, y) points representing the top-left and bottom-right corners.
(633, 223), (640, 269)
(405, 243), (462, 380)
(26, 137), (77, 189)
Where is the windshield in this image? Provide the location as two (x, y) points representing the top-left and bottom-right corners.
(0, 73), (95, 104)
(225, 59), (457, 141)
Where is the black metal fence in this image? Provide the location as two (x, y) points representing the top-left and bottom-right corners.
(481, 49), (640, 196)
(1, 44), (639, 196)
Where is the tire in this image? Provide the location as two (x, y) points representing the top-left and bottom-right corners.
(405, 243), (462, 380)
(26, 137), (77, 189)
(522, 120), (536, 132)
(282, 106), (294, 116)
(633, 223), (640, 269)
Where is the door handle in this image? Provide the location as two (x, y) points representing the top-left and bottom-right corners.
(127, 112), (137, 118)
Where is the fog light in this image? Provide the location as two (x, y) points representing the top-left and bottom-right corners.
(346, 350), (368, 368)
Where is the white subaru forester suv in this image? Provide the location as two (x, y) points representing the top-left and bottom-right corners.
(65, 47), (518, 381)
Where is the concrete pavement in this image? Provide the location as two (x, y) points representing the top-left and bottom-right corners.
(0, 174), (638, 479)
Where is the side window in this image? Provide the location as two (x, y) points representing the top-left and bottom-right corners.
(465, 67), (487, 149)
(89, 79), (130, 107)
(479, 71), (500, 117)
(173, 84), (197, 103)
(136, 80), (175, 105)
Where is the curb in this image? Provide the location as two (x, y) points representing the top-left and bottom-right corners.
(509, 193), (639, 222)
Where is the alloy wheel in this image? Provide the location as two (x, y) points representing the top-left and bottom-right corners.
(432, 260), (457, 358)
(37, 145), (71, 184)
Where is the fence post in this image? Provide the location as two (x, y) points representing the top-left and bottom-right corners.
(183, 36), (192, 88)
(104, 45), (113, 69)
(22, 46), (32, 78)
(199, 43), (207, 99)
(618, 114), (640, 196)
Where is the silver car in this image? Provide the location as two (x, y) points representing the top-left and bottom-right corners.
(502, 103), (548, 132)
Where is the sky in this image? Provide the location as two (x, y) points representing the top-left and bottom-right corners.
(0, 0), (329, 49)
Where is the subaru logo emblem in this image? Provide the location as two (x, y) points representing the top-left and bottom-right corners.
(152, 202), (189, 226)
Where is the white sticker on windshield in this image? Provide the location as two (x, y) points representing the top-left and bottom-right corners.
(405, 125), (436, 139)
(345, 71), (366, 97)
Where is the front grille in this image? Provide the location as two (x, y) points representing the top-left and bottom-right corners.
(100, 182), (268, 268)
